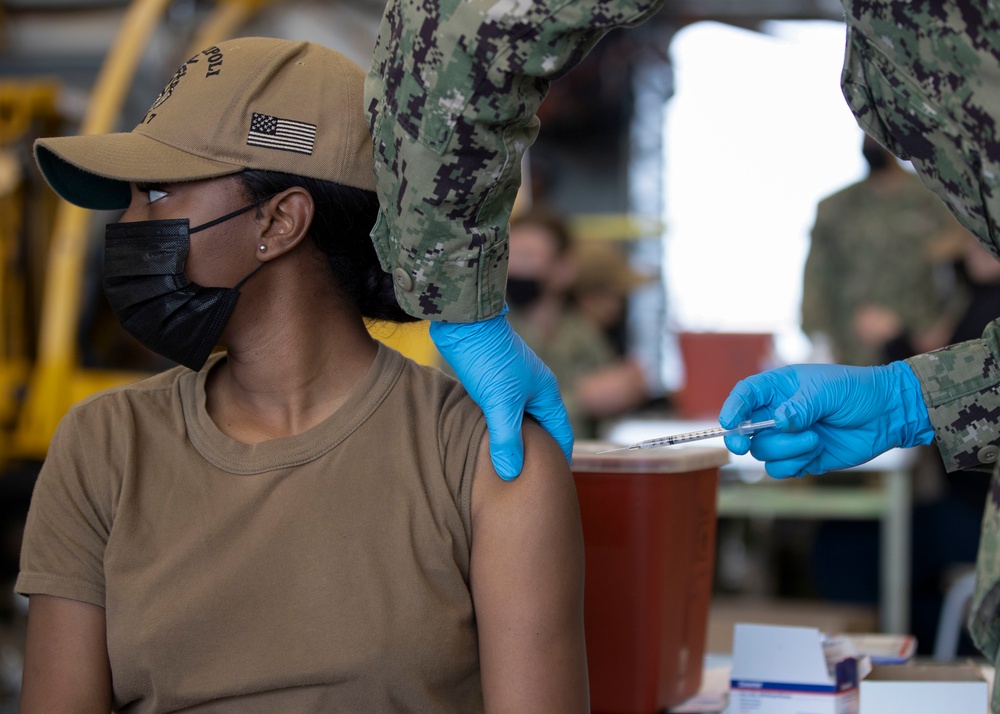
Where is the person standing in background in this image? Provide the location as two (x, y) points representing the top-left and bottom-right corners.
(801, 135), (967, 367)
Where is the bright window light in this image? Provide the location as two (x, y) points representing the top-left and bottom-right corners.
(663, 20), (866, 364)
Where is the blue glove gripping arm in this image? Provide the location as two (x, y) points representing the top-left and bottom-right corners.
(718, 361), (934, 478)
(429, 305), (575, 480)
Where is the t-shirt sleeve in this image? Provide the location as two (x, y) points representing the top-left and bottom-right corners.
(437, 381), (488, 546)
(16, 406), (116, 607)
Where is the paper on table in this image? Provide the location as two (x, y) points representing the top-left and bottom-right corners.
(979, 663), (995, 704)
(667, 663), (731, 713)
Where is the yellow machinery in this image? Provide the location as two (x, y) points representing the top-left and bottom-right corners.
(1, 0), (439, 466)
(5, 0), (282, 463)
(0, 81), (60, 460)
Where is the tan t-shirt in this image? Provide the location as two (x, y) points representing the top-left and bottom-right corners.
(17, 345), (488, 713)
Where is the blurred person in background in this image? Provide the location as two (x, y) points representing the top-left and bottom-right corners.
(949, 235), (1000, 346)
(571, 239), (662, 415)
(507, 208), (651, 439)
(801, 135), (967, 367)
(572, 240), (652, 355)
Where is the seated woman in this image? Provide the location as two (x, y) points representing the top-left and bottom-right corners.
(17, 37), (587, 713)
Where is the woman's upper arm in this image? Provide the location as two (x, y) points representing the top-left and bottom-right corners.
(470, 420), (588, 713)
(21, 594), (112, 714)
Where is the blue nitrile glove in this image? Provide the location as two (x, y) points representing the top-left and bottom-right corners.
(718, 361), (934, 479)
(429, 304), (574, 480)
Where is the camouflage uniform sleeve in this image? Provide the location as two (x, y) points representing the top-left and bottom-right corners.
(839, 2), (1000, 264)
(365, 0), (663, 322)
(843, 1), (1000, 469)
(905, 318), (1000, 473)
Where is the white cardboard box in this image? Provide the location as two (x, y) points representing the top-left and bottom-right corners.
(844, 634), (916, 665)
(728, 623), (859, 714)
(859, 663), (988, 714)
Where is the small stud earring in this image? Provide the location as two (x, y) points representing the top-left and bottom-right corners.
(259, 245), (268, 253)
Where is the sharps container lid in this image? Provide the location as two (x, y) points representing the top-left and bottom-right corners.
(571, 441), (730, 474)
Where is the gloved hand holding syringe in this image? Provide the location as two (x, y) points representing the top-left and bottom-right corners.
(596, 419), (777, 454)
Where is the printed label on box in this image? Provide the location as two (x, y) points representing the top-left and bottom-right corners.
(729, 624), (861, 714)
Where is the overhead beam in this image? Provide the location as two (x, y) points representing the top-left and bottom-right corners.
(659, 0), (844, 24)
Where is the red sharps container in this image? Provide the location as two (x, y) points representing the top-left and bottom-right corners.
(571, 442), (729, 713)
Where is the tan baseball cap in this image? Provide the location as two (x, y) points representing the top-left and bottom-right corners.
(35, 37), (376, 210)
(574, 241), (654, 296)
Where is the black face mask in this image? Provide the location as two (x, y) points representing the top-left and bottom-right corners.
(505, 277), (542, 309)
(102, 202), (267, 371)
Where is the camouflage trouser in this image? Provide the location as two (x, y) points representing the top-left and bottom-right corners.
(969, 465), (1000, 713)
(364, 0), (663, 322)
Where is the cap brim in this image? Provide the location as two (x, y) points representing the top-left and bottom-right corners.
(35, 133), (245, 211)
(577, 274), (655, 295)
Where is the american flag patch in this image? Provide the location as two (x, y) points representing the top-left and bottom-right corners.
(247, 112), (316, 155)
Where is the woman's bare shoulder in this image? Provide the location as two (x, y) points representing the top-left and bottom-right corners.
(469, 421), (588, 711)
(470, 419), (578, 525)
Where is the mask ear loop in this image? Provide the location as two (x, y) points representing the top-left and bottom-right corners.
(189, 193), (279, 289)
(189, 193), (278, 234)
(182, 193), (280, 288)
(234, 260), (269, 290)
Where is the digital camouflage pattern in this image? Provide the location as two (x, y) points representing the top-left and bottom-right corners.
(841, 1), (1000, 705)
(365, 0), (663, 322)
(802, 170), (963, 367)
(841, 1), (1000, 259)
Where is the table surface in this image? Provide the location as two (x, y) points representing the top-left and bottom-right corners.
(665, 654), (996, 713)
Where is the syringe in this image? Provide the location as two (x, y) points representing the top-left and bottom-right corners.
(595, 419), (776, 453)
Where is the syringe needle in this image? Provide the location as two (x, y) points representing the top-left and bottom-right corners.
(594, 445), (634, 454)
(594, 419), (776, 454)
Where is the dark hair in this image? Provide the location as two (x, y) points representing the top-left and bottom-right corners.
(509, 206), (574, 255)
(238, 169), (417, 324)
